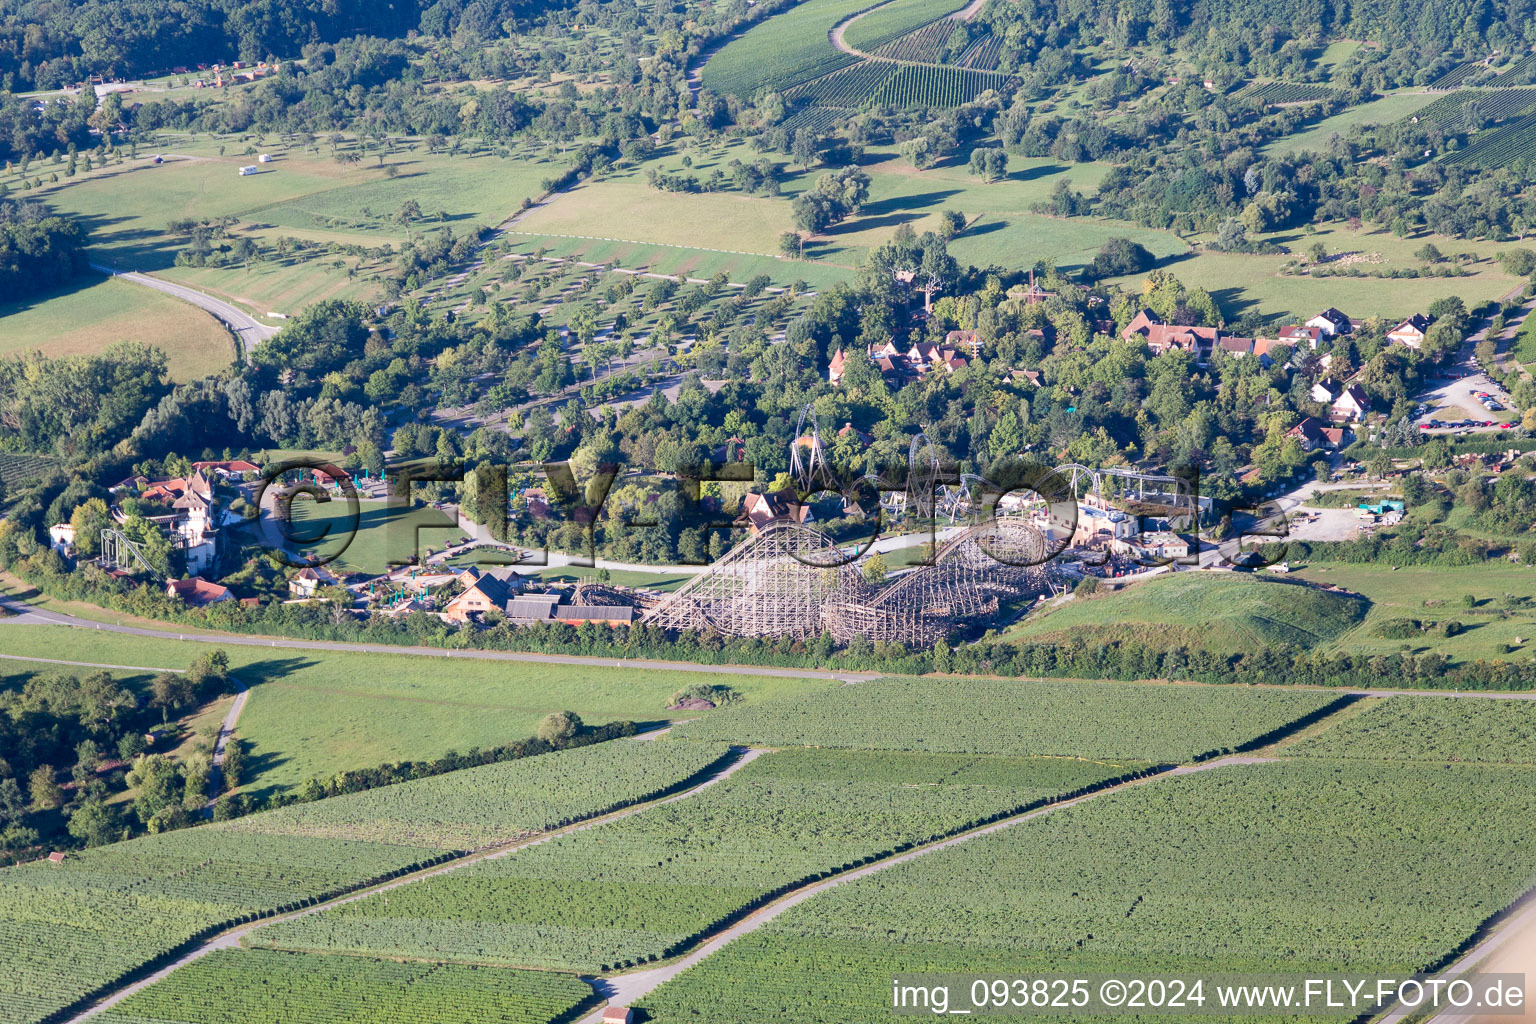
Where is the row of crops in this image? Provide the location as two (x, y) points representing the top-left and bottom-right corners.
(1407, 87), (1536, 131)
(785, 60), (899, 106)
(867, 21), (1004, 71)
(1242, 81), (1337, 105)
(1430, 60), (1491, 89)
(841, 0), (968, 52)
(778, 104), (854, 135)
(636, 759), (1536, 1022)
(0, 741), (729, 1024)
(670, 676), (1343, 762)
(699, 0), (870, 99)
(869, 64), (1010, 107)
(1442, 110), (1536, 165)
(0, 452), (59, 488)
(1283, 696), (1536, 762)
(94, 949), (594, 1024)
(249, 748), (1147, 973)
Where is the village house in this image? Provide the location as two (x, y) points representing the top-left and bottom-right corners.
(1304, 307), (1358, 337)
(441, 567), (527, 624)
(944, 329), (983, 357)
(1277, 324), (1323, 350)
(1286, 416), (1347, 451)
(1387, 314), (1431, 349)
(1124, 530), (1191, 561)
(288, 566), (340, 598)
(740, 488), (813, 533)
(1121, 309), (1219, 358)
(165, 577), (232, 606)
(1330, 384), (1371, 422)
(1310, 378), (1342, 404)
(503, 591), (635, 627)
(828, 347), (847, 385)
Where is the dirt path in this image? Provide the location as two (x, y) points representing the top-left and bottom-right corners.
(58, 746), (764, 1024)
(580, 755), (1279, 1019)
(829, 0), (983, 60)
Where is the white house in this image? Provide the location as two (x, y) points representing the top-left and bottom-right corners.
(1331, 384), (1371, 422)
(1388, 314), (1431, 349)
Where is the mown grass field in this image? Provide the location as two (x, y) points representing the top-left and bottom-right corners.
(0, 625), (835, 796)
(1113, 221), (1522, 322)
(1004, 572), (1368, 654)
(0, 273), (236, 380)
(1264, 90), (1440, 155)
(282, 498), (464, 575)
(1287, 560), (1536, 663)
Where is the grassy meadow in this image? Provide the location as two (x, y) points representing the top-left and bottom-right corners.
(0, 625), (836, 797)
(0, 272), (236, 379)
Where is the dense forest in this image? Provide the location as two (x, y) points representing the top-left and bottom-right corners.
(0, 199), (86, 300)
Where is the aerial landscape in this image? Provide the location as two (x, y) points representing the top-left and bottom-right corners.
(2, 0), (1536, 1020)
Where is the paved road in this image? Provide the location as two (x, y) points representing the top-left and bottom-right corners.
(1379, 886), (1536, 1024)
(0, 593), (877, 683)
(580, 755), (1279, 1019)
(91, 264), (279, 355)
(58, 745), (764, 1024)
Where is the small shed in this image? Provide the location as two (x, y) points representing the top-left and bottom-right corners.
(602, 1008), (634, 1024)
(47, 851), (67, 864)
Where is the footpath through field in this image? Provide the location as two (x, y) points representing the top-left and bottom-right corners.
(578, 755), (1281, 1019)
(56, 744), (766, 1024)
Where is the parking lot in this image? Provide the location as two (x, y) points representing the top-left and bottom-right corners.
(1412, 369), (1518, 434)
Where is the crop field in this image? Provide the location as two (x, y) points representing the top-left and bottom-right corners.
(1005, 573), (1368, 653)
(0, 625), (832, 794)
(92, 949), (595, 1024)
(1283, 696), (1536, 764)
(870, 20), (957, 63)
(249, 747), (1141, 972)
(778, 104), (856, 134)
(786, 61), (900, 106)
(224, 740), (734, 850)
(0, 740), (724, 1024)
(0, 452), (60, 488)
(1430, 61), (1491, 89)
(635, 760), (1536, 1022)
(1407, 88), (1536, 131)
(843, 0), (967, 52)
(1243, 81), (1338, 104)
(668, 675), (1341, 761)
(1443, 110), (1536, 164)
(700, 0), (867, 99)
(868, 64), (1010, 107)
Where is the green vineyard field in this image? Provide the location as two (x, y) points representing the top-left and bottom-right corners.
(0, 741), (728, 1024)
(1283, 695), (1536, 763)
(249, 748), (1144, 972)
(869, 64), (1010, 107)
(669, 675), (1343, 761)
(843, 0), (968, 52)
(1244, 82), (1338, 104)
(1442, 110), (1536, 164)
(786, 61), (899, 106)
(94, 948), (595, 1024)
(636, 760), (1536, 1023)
(700, 0), (869, 98)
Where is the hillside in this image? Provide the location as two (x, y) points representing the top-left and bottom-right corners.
(1006, 573), (1369, 654)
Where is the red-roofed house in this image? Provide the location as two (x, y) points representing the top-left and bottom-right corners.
(166, 577), (232, 606)
(1331, 385), (1371, 422)
(1286, 417), (1346, 451)
(828, 348), (848, 385)
(740, 488), (813, 533)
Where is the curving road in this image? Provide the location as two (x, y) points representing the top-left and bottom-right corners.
(91, 264), (279, 356)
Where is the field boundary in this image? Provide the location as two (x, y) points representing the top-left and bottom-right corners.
(49, 743), (750, 1024)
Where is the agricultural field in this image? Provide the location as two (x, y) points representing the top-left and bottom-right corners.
(1407, 87), (1536, 132)
(0, 625), (833, 795)
(668, 675), (1342, 762)
(92, 949), (596, 1024)
(868, 64), (1011, 107)
(842, 0), (968, 52)
(700, 0), (866, 99)
(1284, 561), (1536, 664)
(0, 739), (722, 1024)
(0, 273), (237, 380)
(249, 747), (1142, 971)
(1283, 696), (1536, 764)
(1443, 110), (1536, 165)
(635, 759), (1536, 1022)
(0, 453), (60, 489)
(1242, 81), (1338, 104)
(1005, 573), (1368, 654)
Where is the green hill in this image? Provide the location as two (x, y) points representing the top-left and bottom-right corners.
(1006, 573), (1369, 654)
